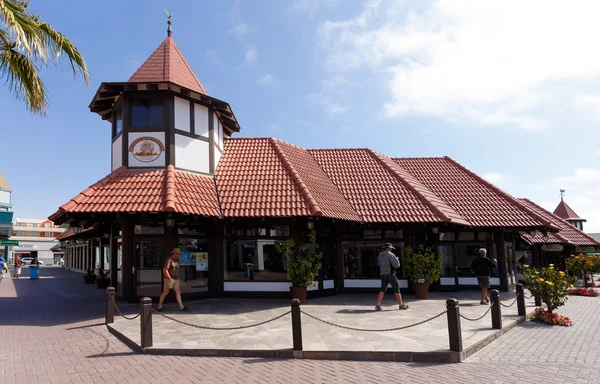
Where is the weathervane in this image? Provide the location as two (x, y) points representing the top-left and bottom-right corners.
(560, 189), (565, 201)
(164, 9), (173, 36)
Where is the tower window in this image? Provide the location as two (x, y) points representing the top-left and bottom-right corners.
(131, 97), (163, 127)
(115, 107), (123, 135)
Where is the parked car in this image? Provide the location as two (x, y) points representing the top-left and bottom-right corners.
(21, 257), (44, 265)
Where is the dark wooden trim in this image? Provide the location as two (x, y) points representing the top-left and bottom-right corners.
(112, 131), (123, 144)
(167, 95), (175, 167)
(174, 129), (210, 142)
(128, 126), (166, 133)
(121, 216), (134, 303)
(189, 99), (195, 135)
(121, 96), (129, 167)
(208, 108), (215, 173)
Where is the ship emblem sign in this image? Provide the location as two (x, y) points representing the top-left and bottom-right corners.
(129, 136), (165, 163)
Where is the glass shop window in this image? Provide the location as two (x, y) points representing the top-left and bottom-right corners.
(131, 97), (163, 127)
(439, 232), (455, 241)
(458, 232), (475, 241)
(224, 239), (289, 281)
(343, 242), (405, 279)
(177, 237), (209, 293)
(438, 245), (454, 277)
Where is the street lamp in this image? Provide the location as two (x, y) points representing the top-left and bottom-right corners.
(72, 226), (82, 234)
(306, 219), (314, 230)
(431, 227), (439, 234)
(166, 218), (175, 227)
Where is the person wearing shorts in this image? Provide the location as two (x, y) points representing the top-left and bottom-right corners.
(471, 248), (497, 305)
(157, 248), (189, 312)
(375, 243), (409, 311)
(13, 255), (22, 278)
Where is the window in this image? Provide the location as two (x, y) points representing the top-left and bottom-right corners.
(269, 226), (289, 237)
(363, 229), (382, 239)
(177, 237), (209, 293)
(45, 232), (52, 237)
(455, 244), (498, 277)
(16, 231), (25, 236)
(134, 225), (164, 235)
(438, 245), (454, 277)
(384, 229), (403, 240)
(224, 240), (288, 281)
(343, 241), (405, 279)
(439, 232), (455, 241)
(44, 223), (51, 228)
(115, 107), (123, 134)
(478, 232), (494, 241)
(458, 232), (475, 241)
(131, 98), (163, 126)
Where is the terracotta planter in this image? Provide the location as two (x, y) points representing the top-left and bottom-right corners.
(412, 283), (430, 299)
(83, 274), (96, 284)
(95, 277), (111, 289)
(290, 287), (307, 304)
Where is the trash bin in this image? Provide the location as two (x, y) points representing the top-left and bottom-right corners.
(244, 263), (254, 279)
(29, 266), (39, 280)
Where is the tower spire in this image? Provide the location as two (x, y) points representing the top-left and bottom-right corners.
(164, 9), (172, 37)
(560, 189), (565, 201)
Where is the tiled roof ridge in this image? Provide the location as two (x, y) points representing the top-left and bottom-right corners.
(212, 177), (224, 217)
(169, 37), (208, 95)
(164, 165), (176, 212)
(520, 198), (599, 245)
(58, 166), (128, 213)
(443, 157), (555, 229)
(269, 138), (323, 217)
(367, 150), (456, 223)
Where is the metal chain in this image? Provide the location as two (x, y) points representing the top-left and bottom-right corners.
(110, 296), (141, 320)
(460, 304), (492, 322)
(524, 293), (533, 300)
(500, 292), (521, 308)
(299, 309), (447, 332)
(151, 309), (292, 330)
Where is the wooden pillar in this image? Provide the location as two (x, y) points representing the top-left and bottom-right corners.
(110, 224), (118, 294)
(495, 231), (508, 291)
(210, 221), (225, 297)
(335, 224), (344, 293)
(121, 216), (135, 303)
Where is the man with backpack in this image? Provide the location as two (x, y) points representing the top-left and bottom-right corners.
(375, 243), (409, 311)
(471, 248), (497, 305)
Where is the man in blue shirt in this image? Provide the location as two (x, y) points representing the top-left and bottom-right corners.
(375, 243), (409, 311)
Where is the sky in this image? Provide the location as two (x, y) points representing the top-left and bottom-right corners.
(1, 0), (600, 232)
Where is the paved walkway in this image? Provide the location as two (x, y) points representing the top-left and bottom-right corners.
(1, 268), (599, 383)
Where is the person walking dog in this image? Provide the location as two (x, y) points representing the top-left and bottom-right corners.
(471, 248), (497, 305)
(375, 243), (409, 311)
(157, 248), (189, 312)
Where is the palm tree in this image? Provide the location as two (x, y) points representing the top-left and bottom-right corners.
(0, 0), (89, 115)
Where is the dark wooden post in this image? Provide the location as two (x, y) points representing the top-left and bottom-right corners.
(516, 283), (526, 316)
(106, 286), (115, 324)
(291, 299), (303, 356)
(109, 224), (118, 295)
(446, 299), (463, 352)
(140, 297), (153, 349)
(490, 289), (502, 329)
(534, 296), (541, 306)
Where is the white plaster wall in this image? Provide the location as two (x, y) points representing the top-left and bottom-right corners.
(213, 145), (222, 169)
(194, 104), (209, 137)
(128, 132), (165, 167)
(323, 280), (335, 289)
(224, 282), (291, 292)
(218, 120), (224, 149)
(174, 96), (190, 132)
(343, 279), (409, 289)
(0, 190), (10, 205)
(175, 134), (210, 173)
(440, 277), (455, 285)
(112, 135), (122, 171)
(457, 277), (478, 285)
(213, 112), (219, 144)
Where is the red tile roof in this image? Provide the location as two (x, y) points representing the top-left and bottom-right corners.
(49, 166), (220, 222)
(394, 157), (551, 228)
(553, 200), (585, 221)
(309, 149), (447, 223)
(215, 138), (360, 220)
(519, 199), (599, 246)
(128, 36), (207, 95)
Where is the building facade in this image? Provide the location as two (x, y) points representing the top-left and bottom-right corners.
(50, 30), (579, 303)
(0, 172), (14, 244)
(9, 218), (67, 265)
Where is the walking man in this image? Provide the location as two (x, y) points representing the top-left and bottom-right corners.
(375, 243), (409, 310)
(13, 255), (22, 278)
(471, 248), (497, 305)
(157, 248), (189, 312)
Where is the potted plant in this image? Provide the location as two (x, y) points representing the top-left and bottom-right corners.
(95, 268), (111, 289)
(275, 229), (322, 304)
(404, 245), (442, 299)
(83, 268), (96, 284)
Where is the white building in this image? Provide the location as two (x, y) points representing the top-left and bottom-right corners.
(10, 218), (67, 265)
(0, 172), (13, 241)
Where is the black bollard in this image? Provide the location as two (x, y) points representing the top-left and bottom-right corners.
(490, 289), (502, 329)
(446, 299), (463, 352)
(106, 286), (115, 324)
(291, 299), (303, 356)
(516, 283), (526, 316)
(140, 297), (153, 349)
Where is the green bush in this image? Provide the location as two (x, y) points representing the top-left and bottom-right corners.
(522, 264), (574, 313)
(404, 245), (442, 285)
(275, 229), (322, 288)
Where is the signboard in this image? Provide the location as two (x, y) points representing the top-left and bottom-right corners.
(128, 132), (165, 166)
(0, 240), (19, 246)
(179, 252), (196, 267)
(196, 252), (208, 271)
(541, 244), (563, 252)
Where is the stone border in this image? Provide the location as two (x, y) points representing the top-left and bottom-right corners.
(106, 315), (526, 363)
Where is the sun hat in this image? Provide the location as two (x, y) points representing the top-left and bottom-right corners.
(384, 243), (395, 250)
(170, 248), (182, 254)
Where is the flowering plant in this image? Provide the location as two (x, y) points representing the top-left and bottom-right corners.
(522, 264), (575, 313)
(567, 287), (600, 297)
(566, 253), (600, 274)
(528, 307), (573, 326)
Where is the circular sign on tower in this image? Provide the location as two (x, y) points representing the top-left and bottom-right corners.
(128, 136), (165, 163)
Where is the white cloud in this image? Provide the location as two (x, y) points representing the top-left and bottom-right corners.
(483, 172), (508, 184)
(317, 0), (600, 131)
(257, 73), (277, 87)
(229, 0), (248, 37)
(553, 168), (600, 186)
(245, 47), (258, 65)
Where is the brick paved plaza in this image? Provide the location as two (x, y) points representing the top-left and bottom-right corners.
(1, 267), (599, 383)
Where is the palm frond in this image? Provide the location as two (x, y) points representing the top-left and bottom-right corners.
(0, 41), (47, 115)
(36, 22), (89, 83)
(0, 0), (43, 57)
